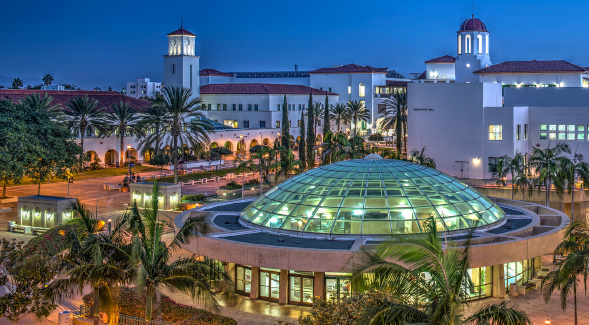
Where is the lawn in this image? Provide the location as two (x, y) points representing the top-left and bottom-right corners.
(3, 166), (160, 187)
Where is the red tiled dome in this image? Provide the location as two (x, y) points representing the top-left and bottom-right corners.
(460, 17), (487, 32)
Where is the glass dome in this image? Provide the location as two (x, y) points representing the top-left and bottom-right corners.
(240, 157), (505, 235)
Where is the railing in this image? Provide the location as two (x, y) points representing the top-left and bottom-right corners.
(79, 305), (176, 325)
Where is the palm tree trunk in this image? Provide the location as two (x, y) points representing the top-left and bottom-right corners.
(173, 136), (179, 184)
(93, 287), (99, 325)
(574, 283), (578, 325)
(80, 129), (86, 169)
(145, 288), (153, 324)
(2, 183), (6, 199)
(120, 129), (125, 168)
(337, 119), (340, 133)
(402, 120), (408, 157)
(511, 171), (514, 200)
(38, 182), (41, 195)
(571, 180), (575, 222)
(546, 179), (550, 207)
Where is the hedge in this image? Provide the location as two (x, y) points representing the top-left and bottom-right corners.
(83, 287), (236, 325)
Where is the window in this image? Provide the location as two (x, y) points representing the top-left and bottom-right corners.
(298, 104), (302, 110)
(458, 35), (462, 54)
(243, 120), (250, 128)
(232, 104), (237, 111)
(578, 133), (585, 140)
(504, 259), (534, 292)
(302, 104), (305, 110)
(549, 133), (556, 140)
(477, 35), (482, 54)
(486, 35), (489, 54)
(488, 125), (502, 141)
(276, 121), (280, 128)
(277, 104), (281, 111)
(524, 124), (528, 140)
(172, 64), (175, 74)
(540, 124), (547, 131)
(568, 125), (575, 132)
(223, 104), (227, 111)
(289, 120), (292, 127)
(288, 104), (291, 111)
(189, 65), (193, 88)
(329, 87), (332, 92)
(260, 121), (266, 128)
(568, 133), (575, 140)
(467, 266), (492, 300)
(559, 133), (566, 140)
(516, 125), (521, 140)
(247, 104), (251, 111)
(579, 125), (585, 132)
(549, 124), (556, 131)
(207, 104), (211, 110)
(488, 157), (500, 173)
(254, 104), (258, 111)
(298, 120), (301, 127)
(465, 35), (472, 54)
(559, 125), (566, 131)
(201, 104), (206, 110)
(238, 104), (243, 111)
(540, 133), (547, 139)
(348, 86), (351, 94)
(235, 265), (252, 295)
(217, 104), (221, 110)
(359, 83), (365, 97)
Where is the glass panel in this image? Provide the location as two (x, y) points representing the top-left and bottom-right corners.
(320, 197), (343, 207)
(364, 198), (387, 208)
(271, 273), (280, 299)
(332, 220), (362, 234)
(342, 197), (364, 208)
(304, 219), (334, 233)
(290, 276), (301, 302)
(362, 221), (391, 234)
(302, 277), (314, 304)
(282, 217), (308, 231)
(260, 272), (270, 297)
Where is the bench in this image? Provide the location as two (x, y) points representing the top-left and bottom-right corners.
(10, 225), (32, 234)
(32, 228), (50, 235)
(108, 185), (122, 191)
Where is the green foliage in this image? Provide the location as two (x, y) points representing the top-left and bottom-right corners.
(83, 287), (236, 325)
(182, 194), (207, 202)
(211, 146), (232, 158)
(104, 102), (145, 167)
(42, 74), (53, 86)
(220, 181), (242, 190)
(281, 94), (290, 152)
(89, 157), (102, 170)
(299, 101), (307, 169)
(409, 147), (437, 169)
(11, 78), (23, 89)
(244, 178), (260, 185)
(347, 100), (370, 137)
(381, 90), (408, 155)
(306, 93), (315, 168)
(330, 103), (351, 133)
(323, 94), (330, 139)
(249, 145), (269, 154)
(368, 133), (384, 141)
(22, 224), (83, 257)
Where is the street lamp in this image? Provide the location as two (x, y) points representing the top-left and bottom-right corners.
(108, 219), (112, 236)
(127, 145), (132, 182)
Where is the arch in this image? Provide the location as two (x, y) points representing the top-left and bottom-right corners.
(250, 139), (259, 148)
(223, 141), (233, 151)
(210, 142), (219, 149)
(477, 35), (482, 54)
(133, 191), (142, 206)
(457, 35), (462, 54)
(45, 208), (54, 228)
(20, 206), (30, 226)
(316, 134), (323, 145)
(105, 149), (118, 166)
(263, 138), (270, 146)
(32, 207), (43, 227)
(236, 141), (245, 154)
(465, 35), (472, 54)
(125, 148), (138, 163)
(62, 209), (73, 225)
(85, 151), (97, 166)
(163, 145), (171, 155)
(143, 150), (151, 163)
(359, 83), (365, 97)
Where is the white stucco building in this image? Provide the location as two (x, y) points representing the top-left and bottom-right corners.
(126, 78), (162, 98)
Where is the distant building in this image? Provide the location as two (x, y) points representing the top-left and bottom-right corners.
(126, 78), (162, 98)
(40, 85), (65, 90)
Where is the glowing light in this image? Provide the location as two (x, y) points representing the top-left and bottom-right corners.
(270, 217), (277, 223)
(353, 210), (363, 216)
(516, 84), (521, 88)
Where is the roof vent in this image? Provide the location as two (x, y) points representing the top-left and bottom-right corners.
(364, 154), (383, 160)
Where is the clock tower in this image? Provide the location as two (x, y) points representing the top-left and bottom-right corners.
(163, 25), (200, 99)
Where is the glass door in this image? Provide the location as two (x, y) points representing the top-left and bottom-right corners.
(260, 270), (280, 302)
(236, 265), (252, 296)
(325, 276), (352, 302)
(289, 274), (314, 305)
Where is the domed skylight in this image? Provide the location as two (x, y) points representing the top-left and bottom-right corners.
(240, 158), (505, 235)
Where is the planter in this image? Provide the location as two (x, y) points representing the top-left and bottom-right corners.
(0, 196), (18, 203)
(121, 186), (130, 192)
(216, 188), (242, 199)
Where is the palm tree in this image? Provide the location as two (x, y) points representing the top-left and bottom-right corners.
(346, 100), (370, 137)
(311, 102), (323, 135)
(409, 147), (436, 168)
(235, 156), (255, 198)
(465, 302), (533, 325)
(513, 158), (534, 202)
(529, 142), (571, 206)
(11, 78), (23, 89)
(329, 103), (350, 133)
(151, 86), (213, 184)
(273, 146), (302, 181)
(129, 184), (232, 322)
(104, 101), (145, 167)
(137, 106), (168, 159)
(42, 74), (54, 86)
(496, 152), (525, 200)
(20, 92), (63, 119)
(354, 218), (533, 325)
(381, 89), (408, 156)
(252, 145), (276, 184)
(64, 95), (107, 168)
(559, 152), (589, 222)
(321, 131), (349, 165)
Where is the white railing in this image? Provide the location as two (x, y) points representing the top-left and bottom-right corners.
(118, 313), (176, 325)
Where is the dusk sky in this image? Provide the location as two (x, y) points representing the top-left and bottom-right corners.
(1, 0), (588, 90)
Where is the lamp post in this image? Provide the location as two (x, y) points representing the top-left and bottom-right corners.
(262, 153), (269, 196)
(107, 219), (112, 236)
(235, 135), (248, 198)
(127, 145), (132, 182)
(66, 168), (71, 197)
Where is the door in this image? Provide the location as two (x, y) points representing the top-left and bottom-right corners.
(455, 161), (469, 179)
(260, 270), (280, 302)
(325, 276), (352, 302)
(289, 274), (314, 305)
(235, 265), (252, 296)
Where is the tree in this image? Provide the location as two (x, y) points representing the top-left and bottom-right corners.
(273, 146), (302, 181)
(323, 94), (330, 140)
(559, 152), (589, 222)
(306, 93), (315, 168)
(330, 103), (350, 133)
(529, 142), (571, 207)
(128, 184), (231, 322)
(311, 102), (323, 135)
(299, 100), (307, 169)
(150, 86), (213, 184)
(354, 218), (533, 325)
(381, 90), (408, 155)
(281, 95), (290, 157)
(42, 74), (53, 86)
(236, 156), (255, 198)
(64, 95), (107, 169)
(251, 145), (275, 183)
(513, 157), (534, 202)
(108, 86), (112, 91)
(0, 239), (57, 325)
(496, 152), (524, 200)
(149, 153), (170, 176)
(211, 147), (232, 162)
(137, 106), (168, 158)
(409, 147), (437, 169)
(11, 78), (23, 89)
(321, 131), (349, 165)
(104, 101), (145, 167)
(347, 100), (370, 138)
(20, 93), (63, 120)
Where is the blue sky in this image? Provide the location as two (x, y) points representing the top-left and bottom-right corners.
(1, 0), (587, 89)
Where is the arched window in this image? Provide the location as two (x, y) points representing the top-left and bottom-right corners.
(477, 35), (482, 54)
(359, 83), (365, 97)
(465, 35), (471, 54)
(486, 35), (489, 55)
(457, 35), (462, 54)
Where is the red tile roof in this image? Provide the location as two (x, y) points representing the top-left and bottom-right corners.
(309, 64), (388, 74)
(474, 60), (587, 74)
(459, 17), (487, 32)
(200, 69), (233, 77)
(385, 80), (408, 87)
(167, 28), (196, 36)
(0, 90), (151, 112)
(200, 83), (338, 95)
(425, 55), (456, 63)
(416, 71), (427, 80)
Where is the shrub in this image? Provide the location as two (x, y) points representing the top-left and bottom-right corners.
(182, 194), (206, 202)
(175, 202), (198, 211)
(219, 181), (241, 190)
(65, 217), (105, 232)
(244, 178), (260, 186)
(21, 224), (79, 257)
(83, 287), (236, 325)
(368, 133), (384, 141)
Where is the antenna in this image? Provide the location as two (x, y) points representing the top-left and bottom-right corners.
(472, 0), (475, 18)
(181, 17), (183, 29)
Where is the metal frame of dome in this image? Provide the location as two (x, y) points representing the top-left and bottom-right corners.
(459, 16), (487, 32)
(240, 158), (505, 237)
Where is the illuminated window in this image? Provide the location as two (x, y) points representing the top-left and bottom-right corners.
(524, 124), (528, 140)
(568, 125), (575, 132)
(458, 35), (462, 54)
(348, 86), (351, 94)
(359, 83), (365, 97)
(568, 133), (575, 140)
(578, 133), (585, 140)
(549, 133), (556, 140)
(486, 35), (489, 54)
(488, 125), (502, 141)
(549, 125), (556, 131)
(465, 35), (472, 54)
(540, 124), (547, 131)
(516, 125), (521, 140)
(558, 125), (566, 131)
(477, 35), (482, 54)
(579, 125), (585, 132)
(540, 133), (547, 139)
(559, 133), (566, 140)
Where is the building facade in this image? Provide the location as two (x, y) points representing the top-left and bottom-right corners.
(126, 78), (162, 98)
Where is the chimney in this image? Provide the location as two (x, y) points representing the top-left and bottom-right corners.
(295, 64), (298, 71)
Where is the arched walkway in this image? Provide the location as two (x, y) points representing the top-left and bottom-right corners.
(85, 151), (97, 165)
(316, 134), (323, 145)
(224, 141), (233, 151)
(250, 139), (259, 148)
(236, 141), (246, 154)
(125, 148), (138, 163)
(210, 142), (219, 149)
(143, 150), (151, 163)
(263, 138), (270, 146)
(105, 149), (118, 166)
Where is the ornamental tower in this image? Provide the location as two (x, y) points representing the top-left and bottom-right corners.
(455, 16), (491, 83)
(163, 25), (200, 99)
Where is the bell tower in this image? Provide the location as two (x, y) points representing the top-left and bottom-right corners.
(455, 16), (491, 83)
(163, 24), (200, 98)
